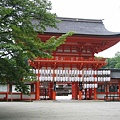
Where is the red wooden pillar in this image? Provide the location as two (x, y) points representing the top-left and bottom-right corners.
(35, 67), (40, 100)
(76, 82), (79, 100)
(35, 81), (40, 100)
(72, 82), (75, 99)
(72, 82), (78, 100)
(52, 66), (56, 100)
(52, 91), (56, 100)
(94, 88), (97, 100)
(79, 91), (82, 100)
(52, 82), (56, 100)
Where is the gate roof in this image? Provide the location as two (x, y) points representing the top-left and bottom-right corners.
(33, 17), (120, 36)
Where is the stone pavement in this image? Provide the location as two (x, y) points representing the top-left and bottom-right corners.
(0, 100), (120, 120)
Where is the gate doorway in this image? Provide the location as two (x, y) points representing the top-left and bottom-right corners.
(56, 83), (72, 100)
(39, 81), (97, 100)
(40, 82), (53, 100)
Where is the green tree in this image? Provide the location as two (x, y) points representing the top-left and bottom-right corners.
(102, 51), (120, 69)
(0, 0), (73, 94)
(114, 52), (120, 68)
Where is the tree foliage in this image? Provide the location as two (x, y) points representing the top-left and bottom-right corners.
(0, 0), (73, 94)
(102, 51), (120, 69)
(114, 52), (120, 68)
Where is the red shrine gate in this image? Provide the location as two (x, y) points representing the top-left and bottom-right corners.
(29, 51), (108, 100)
(29, 18), (120, 100)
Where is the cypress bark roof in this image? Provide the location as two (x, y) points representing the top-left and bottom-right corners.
(111, 69), (120, 79)
(45, 17), (120, 36)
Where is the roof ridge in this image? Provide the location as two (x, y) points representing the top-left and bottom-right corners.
(57, 17), (103, 23)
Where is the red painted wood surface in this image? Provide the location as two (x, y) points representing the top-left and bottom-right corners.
(72, 82), (78, 100)
(35, 81), (40, 100)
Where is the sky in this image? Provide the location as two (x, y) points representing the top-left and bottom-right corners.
(50, 0), (120, 58)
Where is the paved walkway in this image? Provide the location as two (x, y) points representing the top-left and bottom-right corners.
(0, 100), (120, 120)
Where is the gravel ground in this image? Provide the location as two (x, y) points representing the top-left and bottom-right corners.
(0, 100), (120, 120)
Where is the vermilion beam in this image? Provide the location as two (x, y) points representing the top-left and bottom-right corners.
(33, 59), (106, 64)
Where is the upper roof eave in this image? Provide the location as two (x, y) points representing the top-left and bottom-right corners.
(42, 17), (120, 36)
(42, 31), (120, 38)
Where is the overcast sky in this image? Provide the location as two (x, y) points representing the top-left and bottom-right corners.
(50, 0), (120, 58)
